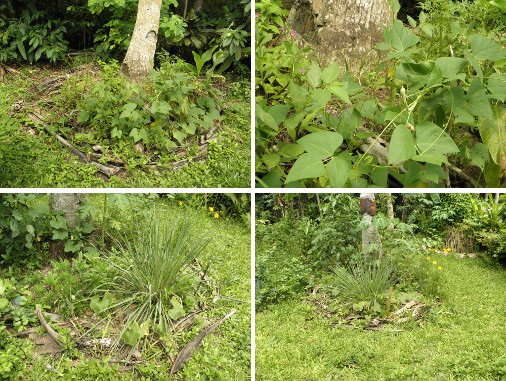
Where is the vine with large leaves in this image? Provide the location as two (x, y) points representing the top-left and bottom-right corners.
(255, 1), (506, 188)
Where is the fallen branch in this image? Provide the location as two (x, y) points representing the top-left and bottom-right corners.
(26, 111), (121, 177)
(35, 305), (64, 346)
(170, 309), (237, 376)
(392, 297), (419, 317)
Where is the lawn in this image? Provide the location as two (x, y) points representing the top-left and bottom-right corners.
(256, 254), (506, 380)
(0, 194), (251, 380)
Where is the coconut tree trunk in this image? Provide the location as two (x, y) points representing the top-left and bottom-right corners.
(494, 193), (500, 204)
(122, 0), (162, 81)
(50, 194), (81, 259)
(360, 193), (381, 259)
(285, 0), (394, 67)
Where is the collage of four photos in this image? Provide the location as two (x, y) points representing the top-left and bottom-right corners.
(0, 0), (505, 379)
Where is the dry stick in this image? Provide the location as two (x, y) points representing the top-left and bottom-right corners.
(35, 305), (64, 345)
(170, 309), (237, 376)
(392, 297), (419, 317)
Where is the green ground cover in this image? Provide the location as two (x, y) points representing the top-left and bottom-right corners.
(0, 194), (251, 380)
(256, 254), (506, 380)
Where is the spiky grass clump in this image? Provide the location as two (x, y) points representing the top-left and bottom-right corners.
(96, 209), (211, 346)
(332, 258), (396, 302)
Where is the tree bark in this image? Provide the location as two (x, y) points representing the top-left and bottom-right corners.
(50, 194), (82, 259)
(194, 0), (204, 14)
(386, 193), (394, 230)
(360, 193), (381, 259)
(122, 0), (162, 81)
(285, 0), (394, 68)
(494, 193), (500, 204)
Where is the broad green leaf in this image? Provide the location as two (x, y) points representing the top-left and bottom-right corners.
(407, 15), (416, 27)
(258, 172), (282, 188)
(151, 100), (172, 114)
(256, 107), (278, 131)
(388, 124), (416, 164)
(168, 297), (185, 320)
(470, 142), (490, 170)
(50, 216), (68, 230)
(90, 295), (110, 314)
(488, 73), (506, 102)
(415, 121), (459, 156)
(0, 280), (5, 295)
(307, 61), (322, 89)
(263, 153), (280, 169)
(321, 62), (341, 84)
(469, 35), (506, 62)
(77, 111), (90, 123)
(284, 111), (306, 141)
(467, 78), (493, 119)
(122, 321), (141, 346)
(404, 161), (423, 186)
(16, 39), (27, 60)
(478, 105), (506, 166)
(388, 0), (401, 13)
(484, 161), (502, 187)
(465, 51), (484, 83)
(0, 298), (8, 308)
(52, 229), (68, 240)
(278, 142), (304, 159)
(313, 88), (331, 108)
(423, 163), (447, 184)
(64, 240), (81, 253)
(130, 128), (142, 143)
(288, 81), (307, 110)
(297, 131), (343, 159)
(26, 224), (34, 235)
(173, 130), (187, 143)
(285, 153), (325, 183)
(413, 154), (449, 165)
(326, 154), (350, 188)
(119, 102), (138, 119)
(328, 85), (351, 105)
(268, 105), (292, 125)
(355, 100), (377, 119)
(434, 57), (468, 79)
(385, 20), (419, 52)
(12, 210), (22, 221)
(370, 167), (389, 187)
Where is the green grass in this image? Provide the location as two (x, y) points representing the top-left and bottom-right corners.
(256, 255), (506, 380)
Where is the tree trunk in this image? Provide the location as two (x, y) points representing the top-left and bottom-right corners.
(285, 0), (394, 68)
(360, 193), (381, 259)
(386, 193), (394, 230)
(50, 194), (81, 259)
(122, 0), (162, 81)
(194, 0), (204, 14)
(494, 193), (500, 204)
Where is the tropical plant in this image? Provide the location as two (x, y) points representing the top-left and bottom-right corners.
(331, 258), (397, 305)
(93, 209), (212, 349)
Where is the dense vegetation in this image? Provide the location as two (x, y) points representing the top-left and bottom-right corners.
(0, 0), (251, 187)
(0, 194), (251, 379)
(255, 0), (506, 187)
(255, 193), (506, 379)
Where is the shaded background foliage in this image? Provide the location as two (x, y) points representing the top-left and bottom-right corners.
(0, 0), (250, 71)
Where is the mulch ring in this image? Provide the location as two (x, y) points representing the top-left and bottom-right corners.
(2, 261), (235, 378)
(2, 62), (224, 180)
(306, 286), (441, 332)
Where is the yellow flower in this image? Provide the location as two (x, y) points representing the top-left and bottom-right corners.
(209, 207), (214, 212)
(433, 261), (437, 265)
(438, 267), (442, 271)
(428, 248), (431, 251)
(427, 256), (430, 260)
(447, 248), (451, 251)
(214, 213), (219, 218)
(178, 201), (182, 206)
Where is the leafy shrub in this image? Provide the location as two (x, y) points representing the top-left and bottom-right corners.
(0, 5), (69, 63)
(0, 333), (31, 381)
(0, 194), (51, 269)
(94, 209), (211, 347)
(78, 59), (222, 148)
(255, 244), (310, 309)
(475, 229), (506, 265)
(255, 1), (506, 187)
